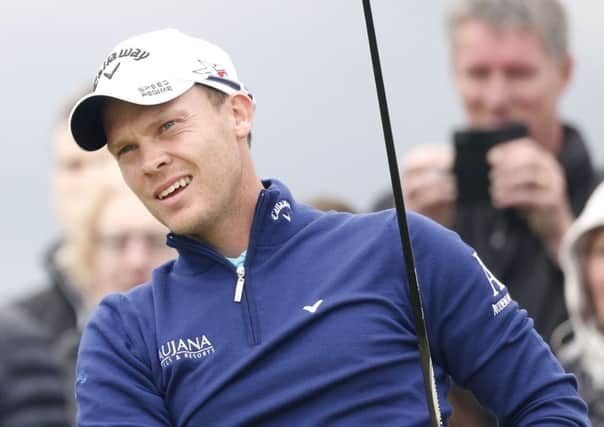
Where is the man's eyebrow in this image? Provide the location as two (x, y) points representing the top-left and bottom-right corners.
(105, 105), (191, 151)
(106, 137), (127, 155)
(105, 126), (139, 153)
(146, 108), (190, 131)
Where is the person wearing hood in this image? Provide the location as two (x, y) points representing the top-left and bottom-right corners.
(555, 181), (604, 423)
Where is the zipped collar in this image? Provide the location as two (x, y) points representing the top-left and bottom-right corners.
(166, 179), (317, 276)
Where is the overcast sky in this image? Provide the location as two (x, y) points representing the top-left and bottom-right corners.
(1, 0), (602, 301)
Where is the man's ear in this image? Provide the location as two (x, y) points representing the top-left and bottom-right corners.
(229, 93), (254, 142)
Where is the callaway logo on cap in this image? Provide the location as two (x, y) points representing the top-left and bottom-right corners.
(69, 28), (253, 151)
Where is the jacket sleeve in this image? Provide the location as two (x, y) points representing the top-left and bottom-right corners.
(407, 213), (590, 426)
(75, 294), (172, 426)
(0, 308), (69, 427)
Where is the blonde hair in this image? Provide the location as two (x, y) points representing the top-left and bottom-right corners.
(59, 163), (125, 300)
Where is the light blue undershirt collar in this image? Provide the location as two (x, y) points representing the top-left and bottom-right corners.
(226, 250), (247, 268)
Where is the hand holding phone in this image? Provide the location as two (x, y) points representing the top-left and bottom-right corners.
(401, 144), (456, 227)
(453, 123), (529, 204)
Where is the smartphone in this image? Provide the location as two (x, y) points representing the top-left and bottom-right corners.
(453, 123), (529, 204)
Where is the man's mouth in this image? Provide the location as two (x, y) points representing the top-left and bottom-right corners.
(157, 176), (192, 200)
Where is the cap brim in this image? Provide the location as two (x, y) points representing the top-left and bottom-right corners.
(69, 81), (195, 152)
(69, 95), (109, 151)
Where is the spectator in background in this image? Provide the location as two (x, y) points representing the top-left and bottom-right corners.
(16, 88), (113, 344)
(57, 165), (176, 421)
(71, 165), (176, 308)
(0, 307), (69, 427)
(383, 0), (599, 345)
(14, 92), (175, 424)
(372, 0), (598, 424)
(13, 90), (113, 424)
(554, 182), (604, 423)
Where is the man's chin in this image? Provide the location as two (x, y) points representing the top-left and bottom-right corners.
(168, 221), (202, 239)
(474, 120), (518, 130)
(154, 211), (189, 234)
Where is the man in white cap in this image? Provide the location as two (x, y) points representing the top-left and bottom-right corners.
(70, 28), (589, 425)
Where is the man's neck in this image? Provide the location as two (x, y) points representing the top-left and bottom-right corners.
(537, 119), (564, 155)
(202, 178), (264, 259)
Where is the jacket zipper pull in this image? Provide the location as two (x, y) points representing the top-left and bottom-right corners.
(234, 265), (246, 303)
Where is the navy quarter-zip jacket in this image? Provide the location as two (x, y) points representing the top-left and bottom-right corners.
(75, 179), (589, 426)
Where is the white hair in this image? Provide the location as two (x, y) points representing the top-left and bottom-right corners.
(447, 0), (569, 64)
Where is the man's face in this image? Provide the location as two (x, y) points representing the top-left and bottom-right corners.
(452, 19), (571, 150)
(586, 229), (604, 328)
(92, 190), (175, 300)
(52, 123), (113, 228)
(103, 86), (248, 240)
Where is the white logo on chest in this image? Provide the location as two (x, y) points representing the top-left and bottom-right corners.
(271, 200), (292, 222)
(303, 299), (324, 313)
(158, 334), (215, 368)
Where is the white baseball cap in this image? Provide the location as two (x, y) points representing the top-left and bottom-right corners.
(69, 28), (253, 151)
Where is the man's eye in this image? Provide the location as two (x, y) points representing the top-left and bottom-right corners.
(160, 120), (176, 132)
(506, 67), (535, 80)
(467, 67), (490, 80)
(117, 144), (136, 157)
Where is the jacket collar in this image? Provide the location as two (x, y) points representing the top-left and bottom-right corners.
(166, 179), (318, 275)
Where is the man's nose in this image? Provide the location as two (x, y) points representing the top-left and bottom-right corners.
(141, 145), (171, 174)
(123, 237), (153, 274)
(483, 73), (511, 111)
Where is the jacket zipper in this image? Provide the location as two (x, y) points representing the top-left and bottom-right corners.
(234, 265), (246, 303)
(236, 191), (266, 345)
(167, 190), (267, 346)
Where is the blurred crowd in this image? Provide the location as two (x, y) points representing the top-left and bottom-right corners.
(1, 0), (603, 425)
(1, 92), (176, 426)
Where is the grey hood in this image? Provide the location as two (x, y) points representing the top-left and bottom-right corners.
(558, 181), (604, 388)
